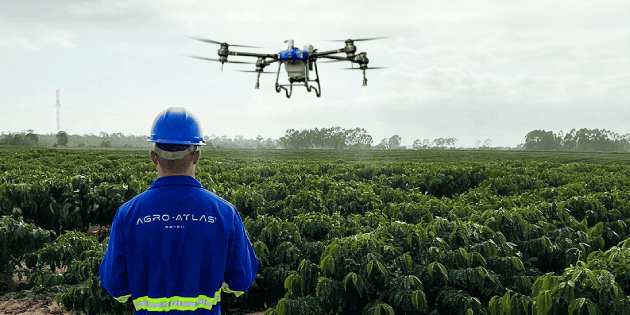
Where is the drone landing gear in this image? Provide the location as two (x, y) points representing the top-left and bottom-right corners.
(275, 62), (321, 98)
(255, 71), (261, 89)
(306, 62), (321, 97)
(362, 68), (368, 86)
(276, 82), (293, 98)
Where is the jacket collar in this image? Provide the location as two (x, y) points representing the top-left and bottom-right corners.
(150, 176), (204, 189)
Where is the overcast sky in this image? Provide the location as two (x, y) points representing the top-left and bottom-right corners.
(1, 0), (628, 147)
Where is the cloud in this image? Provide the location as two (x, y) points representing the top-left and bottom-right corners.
(0, 25), (77, 50)
(1, 0), (628, 147)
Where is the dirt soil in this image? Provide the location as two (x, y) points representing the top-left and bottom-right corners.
(86, 225), (111, 243)
(1, 260), (73, 315)
(0, 292), (72, 315)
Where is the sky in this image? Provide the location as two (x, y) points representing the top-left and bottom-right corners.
(0, 0), (628, 148)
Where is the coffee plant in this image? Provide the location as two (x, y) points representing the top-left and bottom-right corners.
(1, 148), (630, 314)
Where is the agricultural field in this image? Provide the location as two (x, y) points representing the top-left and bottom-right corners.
(1, 147), (630, 314)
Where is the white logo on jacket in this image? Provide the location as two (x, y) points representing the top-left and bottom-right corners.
(136, 214), (216, 225)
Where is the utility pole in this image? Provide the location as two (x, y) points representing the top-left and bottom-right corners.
(56, 90), (60, 133)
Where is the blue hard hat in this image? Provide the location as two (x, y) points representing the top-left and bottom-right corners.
(148, 107), (206, 145)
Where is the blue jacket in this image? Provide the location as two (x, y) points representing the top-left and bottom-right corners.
(99, 176), (258, 314)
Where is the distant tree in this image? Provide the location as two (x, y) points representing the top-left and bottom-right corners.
(524, 128), (628, 152)
(563, 129), (577, 151)
(575, 128), (626, 152)
(446, 138), (458, 147)
(100, 140), (112, 148)
(279, 129), (304, 149)
(13, 134), (24, 145)
(234, 135), (253, 148)
(264, 138), (277, 149)
(344, 128), (373, 150)
(56, 131), (69, 147)
(422, 139), (430, 148)
(432, 138), (447, 149)
(378, 138), (389, 150)
(256, 135), (264, 149)
(482, 139), (492, 148)
(0, 131), (39, 147)
(280, 127), (373, 150)
(388, 135), (402, 149)
(412, 139), (423, 150)
(324, 126), (346, 150)
(24, 131), (39, 147)
(524, 130), (562, 151)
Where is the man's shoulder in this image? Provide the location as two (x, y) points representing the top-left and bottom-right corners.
(204, 189), (232, 205)
(133, 184), (236, 210)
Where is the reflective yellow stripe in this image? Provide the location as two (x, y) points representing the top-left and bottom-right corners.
(115, 294), (131, 303)
(133, 289), (221, 311)
(222, 282), (245, 297)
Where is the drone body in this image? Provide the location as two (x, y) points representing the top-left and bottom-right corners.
(186, 37), (386, 98)
(279, 41), (312, 81)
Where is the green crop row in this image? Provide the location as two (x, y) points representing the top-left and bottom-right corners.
(1, 148), (630, 314)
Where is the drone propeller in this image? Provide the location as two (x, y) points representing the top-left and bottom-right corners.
(186, 36), (262, 48)
(321, 36), (389, 42)
(319, 59), (346, 63)
(184, 55), (253, 64)
(236, 70), (275, 74)
(342, 67), (387, 70)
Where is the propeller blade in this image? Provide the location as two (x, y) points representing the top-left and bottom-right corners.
(184, 55), (253, 64)
(225, 60), (255, 64)
(186, 36), (262, 48)
(187, 36), (223, 45)
(321, 36), (389, 42)
(185, 55), (220, 62)
(342, 67), (388, 70)
(319, 59), (346, 63)
(230, 44), (264, 48)
(236, 70), (275, 74)
(353, 36), (390, 42)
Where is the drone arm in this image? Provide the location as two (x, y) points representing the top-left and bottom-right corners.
(318, 55), (350, 61)
(311, 48), (347, 57)
(228, 51), (278, 59)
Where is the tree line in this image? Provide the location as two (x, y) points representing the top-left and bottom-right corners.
(523, 128), (630, 152)
(279, 127), (373, 150)
(2, 127), (628, 152)
(0, 130), (39, 147)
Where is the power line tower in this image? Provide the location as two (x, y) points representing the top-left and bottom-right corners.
(56, 90), (61, 133)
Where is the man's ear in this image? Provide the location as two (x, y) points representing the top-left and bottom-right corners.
(149, 151), (159, 166)
(191, 150), (200, 166)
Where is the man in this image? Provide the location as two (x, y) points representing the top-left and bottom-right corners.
(100, 107), (258, 314)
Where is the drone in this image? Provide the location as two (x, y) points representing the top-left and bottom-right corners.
(185, 36), (387, 98)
